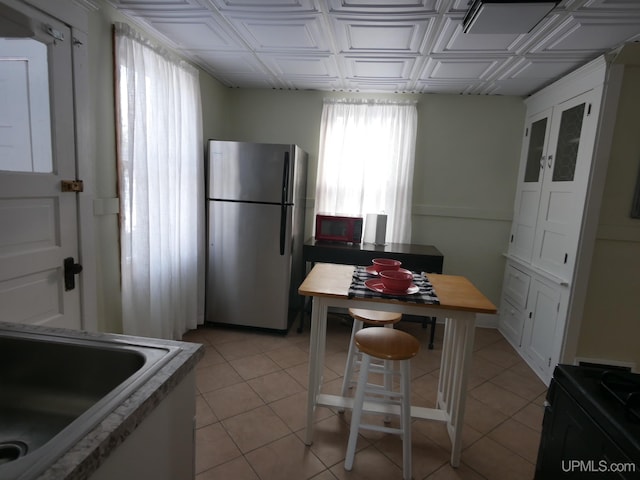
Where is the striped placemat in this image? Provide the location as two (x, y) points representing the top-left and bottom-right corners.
(348, 266), (440, 304)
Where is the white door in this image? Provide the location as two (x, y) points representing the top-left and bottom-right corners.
(0, 2), (81, 329)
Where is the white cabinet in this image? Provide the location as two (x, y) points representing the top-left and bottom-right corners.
(509, 89), (601, 282)
(499, 55), (619, 384)
(532, 89), (602, 281)
(90, 372), (196, 480)
(521, 275), (567, 379)
(499, 258), (570, 382)
(499, 260), (569, 380)
(498, 264), (530, 347)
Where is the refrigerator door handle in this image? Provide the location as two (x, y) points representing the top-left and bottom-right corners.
(279, 151), (290, 255)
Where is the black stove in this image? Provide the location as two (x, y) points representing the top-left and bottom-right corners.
(535, 364), (640, 479)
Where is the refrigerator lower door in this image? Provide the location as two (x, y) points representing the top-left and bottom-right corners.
(207, 200), (293, 330)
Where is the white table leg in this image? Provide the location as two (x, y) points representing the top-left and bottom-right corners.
(304, 297), (328, 445)
(437, 313), (476, 467)
(438, 317), (454, 409)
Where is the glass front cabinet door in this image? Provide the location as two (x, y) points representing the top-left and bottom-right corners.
(531, 89), (600, 281)
(509, 109), (551, 262)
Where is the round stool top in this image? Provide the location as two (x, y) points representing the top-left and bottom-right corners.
(355, 327), (420, 361)
(348, 308), (402, 325)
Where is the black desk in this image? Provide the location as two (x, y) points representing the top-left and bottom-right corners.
(300, 239), (444, 348)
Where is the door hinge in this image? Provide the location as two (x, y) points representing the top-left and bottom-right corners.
(587, 103), (592, 116)
(548, 358), (552, 367)
(44, 24), (64, 42)
(61, 180), (84, 192)
(557, 302), (560, 312)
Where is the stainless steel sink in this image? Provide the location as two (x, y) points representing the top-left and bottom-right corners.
(0, 328), (180, 479)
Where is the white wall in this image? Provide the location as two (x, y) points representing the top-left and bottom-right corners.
(576, 66), (640, 368)
(89, 2), (121, 333)
(412, 95), (524, 304)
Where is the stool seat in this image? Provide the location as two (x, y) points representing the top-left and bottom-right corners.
(344, 326), (420, 480)
(355, 327), (420, 361)
(341, 309), (402, 400)
(348, 308), (402, 325)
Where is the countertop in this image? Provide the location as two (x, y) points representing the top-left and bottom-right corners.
(0, 322), (204, 480)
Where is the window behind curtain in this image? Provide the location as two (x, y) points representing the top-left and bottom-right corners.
(114, 23), (204, 339)
(315, 99), (418, 244)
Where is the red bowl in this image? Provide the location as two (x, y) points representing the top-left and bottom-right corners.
(372, 258), (401, 273)
(379, 270), (413, 292)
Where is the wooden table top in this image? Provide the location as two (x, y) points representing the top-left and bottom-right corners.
(298, 263), (497, 315)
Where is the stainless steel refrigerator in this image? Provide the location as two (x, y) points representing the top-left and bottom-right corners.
(206, 140), (307, 332)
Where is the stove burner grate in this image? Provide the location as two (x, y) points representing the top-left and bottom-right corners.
(600, 370), (640, 423)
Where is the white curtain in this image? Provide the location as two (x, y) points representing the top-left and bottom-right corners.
(114, 23), (204, 339)
(315, 98), (418, 244)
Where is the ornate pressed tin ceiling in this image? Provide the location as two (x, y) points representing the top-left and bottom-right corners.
(106, 0), (640, 95)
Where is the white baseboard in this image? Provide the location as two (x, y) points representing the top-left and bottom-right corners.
(473, 313), (499, 329)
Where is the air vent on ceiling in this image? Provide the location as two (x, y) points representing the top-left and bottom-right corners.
(463, 0), (559, 34)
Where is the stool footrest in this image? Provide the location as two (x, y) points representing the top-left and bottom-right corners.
(363, 385), (401, 397)
(317, 394), (449, 423)
(358, 423), (404, 436)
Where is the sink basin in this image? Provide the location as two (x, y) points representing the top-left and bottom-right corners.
(0, 328), (180, 479)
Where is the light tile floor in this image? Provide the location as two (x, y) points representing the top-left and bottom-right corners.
(184, 315), (547, 480)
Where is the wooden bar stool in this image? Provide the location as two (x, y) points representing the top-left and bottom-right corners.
(344, 327), (420, 480)
(341, 308), (402, 400)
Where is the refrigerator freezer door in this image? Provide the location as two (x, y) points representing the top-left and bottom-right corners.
(207, 200), (294, 330)
(209, 141), (294, 204)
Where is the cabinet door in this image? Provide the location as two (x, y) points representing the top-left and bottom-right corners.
(509, 109), (551, 261)
(522, 277), (561, 379)
(531, 89), (601, 280)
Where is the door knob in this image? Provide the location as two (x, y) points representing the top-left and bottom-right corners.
(64, 257), (83, 291)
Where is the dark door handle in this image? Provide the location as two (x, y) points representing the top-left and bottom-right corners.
(64, 257), (83, 291)
(280, 151), (290, 256)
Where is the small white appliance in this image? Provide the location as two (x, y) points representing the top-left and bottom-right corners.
(363, 214), (387, 245)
